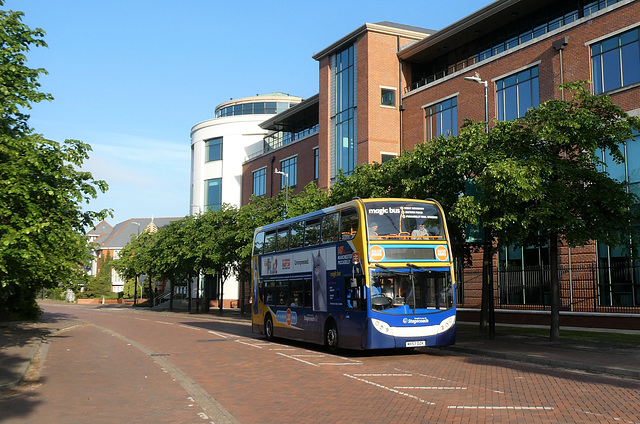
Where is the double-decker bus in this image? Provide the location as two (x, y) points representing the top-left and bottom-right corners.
(250, 198), (456, 350)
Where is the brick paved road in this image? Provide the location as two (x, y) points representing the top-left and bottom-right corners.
(2, 303), (639, 424)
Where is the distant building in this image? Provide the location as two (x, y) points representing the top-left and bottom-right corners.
(190, 93), (303, 308)
(90, 218), (181, 293)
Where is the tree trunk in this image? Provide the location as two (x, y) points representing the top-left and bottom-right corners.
(218, 271), (224, 313)
(133, 276), (138, 306)
(148, 277), (153, 307)
(187, 274), (192, 313)
(169, 281), (175, 311)
(549, 234), (561, 341)
(479, 228), (495, 339)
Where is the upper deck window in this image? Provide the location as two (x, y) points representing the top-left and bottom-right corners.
(366, 201), (444, 241)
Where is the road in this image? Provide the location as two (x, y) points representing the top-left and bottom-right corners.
(1, 303), (639, 424)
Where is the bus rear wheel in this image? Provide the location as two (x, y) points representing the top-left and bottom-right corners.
(265, 315), (274, 341)
(325, 321), (338, 352)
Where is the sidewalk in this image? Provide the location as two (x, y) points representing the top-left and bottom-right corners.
(1, 307), (639, 391)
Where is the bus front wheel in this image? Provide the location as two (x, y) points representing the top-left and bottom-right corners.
(325, 321), (338, 352)
(265, 315), (274, 341)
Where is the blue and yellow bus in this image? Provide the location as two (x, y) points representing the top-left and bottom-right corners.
(251, 198), (456, 350)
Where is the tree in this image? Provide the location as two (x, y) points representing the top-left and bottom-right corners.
(83, 252), (114, 298)
(0, 3), (109, 319)
(468, 83), (640, 340)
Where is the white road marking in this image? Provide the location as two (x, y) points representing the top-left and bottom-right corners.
(180, 325), (201, 331)
(344, 374), (435, 405)
(277, 352), (319, 367)
(155, 321), (173, 325)
(207, 330), (228, 338)
(448, 406), (554, 410)
(396, 386), (467, 390)
(353, 373), (412, 377)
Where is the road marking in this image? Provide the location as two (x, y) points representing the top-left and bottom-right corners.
(207, 330), (228, 338)
(180, 325), (201, 331)
(448, 406), (554, 410)
(135, 318), (149, 321)
(344, 374), (435, 405)
(292, 354), (326, 358)
(353, 373), (412, 377)
(318, 362), (362, 366)
(277, 352), (319, 367)
(396, 386), (467, 390)
(155, 321), (173, 325)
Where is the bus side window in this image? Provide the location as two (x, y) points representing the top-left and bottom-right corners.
(264, 281), (275, 305)
(340, 208), (359, 240)
(290, 221), (305, 249)
(264, 231), (276, 253)
(304, 219), (321, 246)
(254, 232), (265, 254)
(276, 226), (289, 251)
(303, 279), (312, 307)
(321, 213), (339, 243)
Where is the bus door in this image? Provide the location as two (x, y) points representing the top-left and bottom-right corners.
(340, 274), (367, 349)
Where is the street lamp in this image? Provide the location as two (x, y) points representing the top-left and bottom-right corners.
(274, 167), (289, 217)
(464, 72), (494, 339)
(464, 73), (489, 132)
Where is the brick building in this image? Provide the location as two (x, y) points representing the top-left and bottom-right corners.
(240, 0), (640, 327)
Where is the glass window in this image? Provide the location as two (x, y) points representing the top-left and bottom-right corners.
(253, 232), (265, 254)
(252, 168), (266, 197)
(276, 227), (289, 252)
(381, 88), (395, 107)
(335, 44), (356, 176)
(425, 97), (457, 142)
(204, 178), (222, 211)
(314, 148), (319, 180)
(370, 270), (454, 314)
(290, 221), (305, 249)
(263, 231), (276, 253)
(205, 137), (223, 162)
(496, 67), (539, 121)
(280, 156), (297, 188)
(366, 201), (444, 239)
(340, 208), (359, 240)
(321, 213), (339, 243)
(304, 219), (321, 246)
(381, 154), (395, 163)
(591, 28), (640, 94)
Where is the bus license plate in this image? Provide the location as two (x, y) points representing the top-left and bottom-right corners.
(406, 341), (426, 347)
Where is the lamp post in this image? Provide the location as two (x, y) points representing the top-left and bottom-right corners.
(464, 73), (495, 339)
(464, 73), (489, 132)
(274, 167), (289, 218)
(131, 221), (141, 306)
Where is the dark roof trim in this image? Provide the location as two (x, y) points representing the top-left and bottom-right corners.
(398, 0), (520, 60)
(313, 22), (433, 61)
(260, 94), (319, 132)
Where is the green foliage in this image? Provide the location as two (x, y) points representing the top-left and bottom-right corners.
(0, 3), (109, 320)
(81, 252), (113, 298)
(0, 2), (52, 137)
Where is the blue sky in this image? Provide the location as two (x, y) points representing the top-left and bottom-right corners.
(7, 0), (488, 227)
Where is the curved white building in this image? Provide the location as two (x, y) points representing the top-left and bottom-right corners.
(190, 93), (303, 215)
(190, 92), (303, 308)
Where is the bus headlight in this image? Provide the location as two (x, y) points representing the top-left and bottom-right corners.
(371, 318), (394, 336)
(439, 316), (456, 332)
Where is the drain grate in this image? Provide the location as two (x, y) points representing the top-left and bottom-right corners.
(149, 353), (170, 357)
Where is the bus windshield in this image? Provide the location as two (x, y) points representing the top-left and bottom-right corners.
(370, 269), (453, 315)
(366, 201), (444, 240)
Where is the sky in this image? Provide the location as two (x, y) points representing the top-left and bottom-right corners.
(7, 0), (489, 227)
